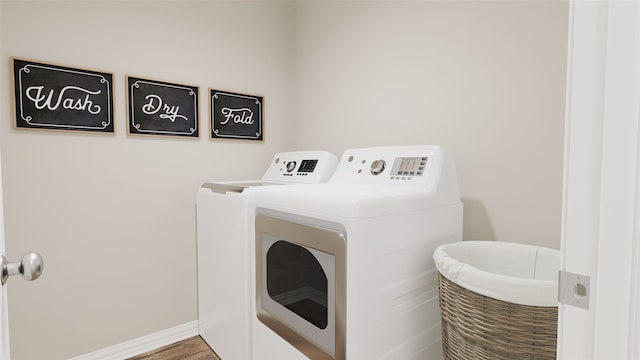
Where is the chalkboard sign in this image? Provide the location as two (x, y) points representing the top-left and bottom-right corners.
(12, 58), (114, 132)
(210, 89), (262, 140)
(127, 76), (199, 137)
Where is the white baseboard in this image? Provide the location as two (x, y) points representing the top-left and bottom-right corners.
(69, 321), (199, 360)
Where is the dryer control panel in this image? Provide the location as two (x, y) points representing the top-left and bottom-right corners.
(261, 151), (338, 184)
(329, 146), (458, 192)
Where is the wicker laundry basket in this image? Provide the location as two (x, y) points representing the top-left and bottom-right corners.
(433, 241), (559, 360)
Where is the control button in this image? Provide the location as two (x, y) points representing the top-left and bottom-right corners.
(286, 161), (297, 172)
(370, 159), (386, 175)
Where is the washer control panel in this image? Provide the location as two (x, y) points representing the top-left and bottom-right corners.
(261, 151), (338, 184)
(330, 146), (447, 188)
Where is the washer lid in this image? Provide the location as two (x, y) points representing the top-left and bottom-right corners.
(201, 181), (285, 194)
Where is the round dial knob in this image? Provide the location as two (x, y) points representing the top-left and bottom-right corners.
(370, 159), (386, 175)
(286, 161), (297, 172)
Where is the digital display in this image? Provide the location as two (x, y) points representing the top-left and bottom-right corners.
(390, 157), (427, 176)
(298, 159), (318, 173)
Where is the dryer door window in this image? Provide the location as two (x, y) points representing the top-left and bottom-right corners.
(266, 240), (328, 329)
(256, 211), (346, 360)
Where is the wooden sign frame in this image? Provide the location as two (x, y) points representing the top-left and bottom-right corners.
(12, 57), (114, 133)
(210, 89), (263, 141)
(127, 76), (199, 138)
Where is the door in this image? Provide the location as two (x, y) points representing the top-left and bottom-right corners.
(0, 130), (43, 360)
(559, 0), (640, 358)
(255, 209), (346, 360)
(1, 126), (8, 359)
(1, 186), (8, 359)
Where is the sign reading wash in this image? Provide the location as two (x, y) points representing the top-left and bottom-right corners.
(128, 76), (199, 137)
(13, 58), (114, 132)
(211, 90), (262, 140)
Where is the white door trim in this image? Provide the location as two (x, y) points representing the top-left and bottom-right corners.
(1, 172), (9, 359)
(0, 2), (10, 350)
(559, 0), (640, 358)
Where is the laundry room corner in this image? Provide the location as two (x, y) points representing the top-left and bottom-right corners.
(0, 1), (295, 359)
(288, 1), (568, 250)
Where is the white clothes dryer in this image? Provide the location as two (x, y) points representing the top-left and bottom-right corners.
(250, 146), (463, 360)
(197, 151), (338, 360)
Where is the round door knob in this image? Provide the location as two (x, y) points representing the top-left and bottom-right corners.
(1, 251), (44, 286)
(19, 252), (44, 281)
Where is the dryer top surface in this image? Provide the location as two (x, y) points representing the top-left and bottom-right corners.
(251, 182), (460, 219)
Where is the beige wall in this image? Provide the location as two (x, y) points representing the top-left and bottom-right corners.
(1, 1), (293, 359)
(290, 1), (568, 248)
(0, 1), (568, 359)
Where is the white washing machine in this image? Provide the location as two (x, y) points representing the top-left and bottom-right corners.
(197, 151), (338, 360)
(249, 145), (463, 360)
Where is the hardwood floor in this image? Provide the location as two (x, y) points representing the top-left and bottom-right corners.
(126, 336), (221, 360)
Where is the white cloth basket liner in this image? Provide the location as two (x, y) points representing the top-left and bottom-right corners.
(433, 241), (559, 307)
